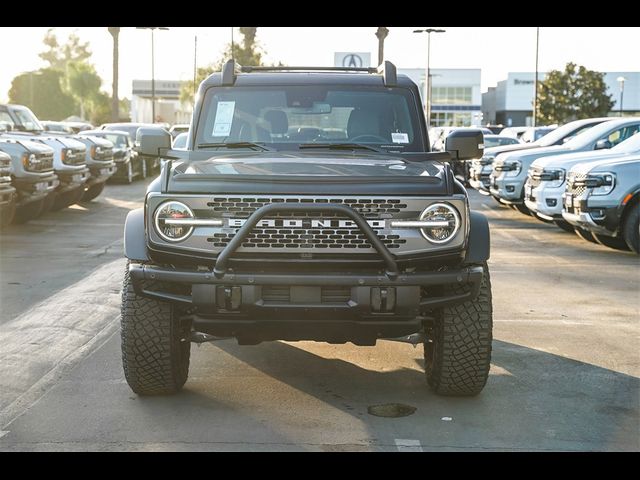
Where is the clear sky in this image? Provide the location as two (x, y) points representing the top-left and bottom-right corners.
(1, 27), (638, 103)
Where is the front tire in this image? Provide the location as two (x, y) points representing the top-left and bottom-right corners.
(574, 227), (598, 244)
(554, 219), (576, 233)
(13, 198), (44, 224)
(424, 262), (493, 396)
(622, 205), (639, 254)
(81, 182), (105, 202)
(121, 262), (191, 395)
(593, 233), (631, 251)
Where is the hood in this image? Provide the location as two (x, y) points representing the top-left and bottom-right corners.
(483, 142), (539, 158)
(39, 135), (86, 150)
(570, 155), (640, 176)
(496, 144), (569, 165)
(78, 135), (113, 148)
(168, 151), (449, 195)
(532, 150), (628, 170)
(0, 137), (54, 155)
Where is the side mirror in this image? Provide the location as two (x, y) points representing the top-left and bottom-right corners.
(445, 129), (484, 160)
(595, 139), (612, 150)
(136, 127), (171, 157)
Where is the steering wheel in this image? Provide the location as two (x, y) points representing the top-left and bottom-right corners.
(349, 134), (388, 143)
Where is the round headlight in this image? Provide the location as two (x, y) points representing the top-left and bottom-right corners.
(154, 201), (194, 242)
(419, 203), (461, 244)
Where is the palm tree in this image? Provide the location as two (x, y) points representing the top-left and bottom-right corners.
(108, 27), (120, 122)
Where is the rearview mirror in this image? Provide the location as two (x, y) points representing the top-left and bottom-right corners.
(136, 127), (171, 157)
(0, 123), (13, 132)
(445, 129), (484, 160)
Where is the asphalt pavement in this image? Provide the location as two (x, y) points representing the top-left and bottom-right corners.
(0, 182), (638, 451)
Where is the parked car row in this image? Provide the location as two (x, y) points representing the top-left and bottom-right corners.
(464, 116), (640, 253)
(0, 104), (156, 227)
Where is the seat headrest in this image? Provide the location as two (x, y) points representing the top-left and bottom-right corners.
(347, 108), (381, 139)
(264, 110), (288, 135)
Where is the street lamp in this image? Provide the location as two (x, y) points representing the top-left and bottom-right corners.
(137, 27), (169, 123)
(413, 28), (446, 127)
(616, 76), (626, 117)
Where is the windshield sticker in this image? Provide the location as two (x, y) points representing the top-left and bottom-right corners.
(391, 132), (409, 144)
(212, 101), (235, 137)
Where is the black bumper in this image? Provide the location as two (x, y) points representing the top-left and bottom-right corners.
(87, 162), (117, 185)
(56, 167), (90, 192)
(129, 263), (483, 343)
(13, 173), (59, 205)
(0, 182), (16, 207)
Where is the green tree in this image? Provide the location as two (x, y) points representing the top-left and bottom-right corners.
(39, 28), (92, 72)
(537, 62), (614, 124)
(67, 61), (102, 120)
(179, 27), (267, 105)
(8, 69), (76, 121)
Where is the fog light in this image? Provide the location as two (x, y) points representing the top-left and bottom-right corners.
(506, 185), (515, 193)
(546, 198), (557, 207)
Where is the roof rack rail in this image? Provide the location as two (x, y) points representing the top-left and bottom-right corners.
(220, 59), (398, 87)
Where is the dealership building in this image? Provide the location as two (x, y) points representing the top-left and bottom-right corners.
(130, 80), (192, 124)
(482, 72), (640, 127)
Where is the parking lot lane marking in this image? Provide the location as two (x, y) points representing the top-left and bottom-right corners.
(0, 431), (9, 439)
(394, 439), (423, 452)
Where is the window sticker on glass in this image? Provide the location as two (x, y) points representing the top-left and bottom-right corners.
(391, 132), (409, 144)
(212, 101), (235, 136)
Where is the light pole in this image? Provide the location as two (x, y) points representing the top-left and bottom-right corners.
(413, 28), (446, 127)
(533, 27), (540, 127)
(617, 76), (626, 117)
(137, 27), (169, 123)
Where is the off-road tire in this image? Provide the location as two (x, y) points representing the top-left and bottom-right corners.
(121, 262), (190, 395)
(81, 182), (105, 202)
(593, 233), (630, 251)
(514, 203), (532, 216)
(13, 198), (44, 224)
(554, 219), (575, 233)
(52, 187), (85, 211)
(622, 204), (639, 254)
(424, 262), (493, 396)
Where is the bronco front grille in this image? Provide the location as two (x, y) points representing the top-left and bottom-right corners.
(206, 197), (408, 218)
(566, 173), (588, 197)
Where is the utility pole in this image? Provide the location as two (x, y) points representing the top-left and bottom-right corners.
(375, 27), (389, 66)
(137, 27), (169, 123)
(533, 27), (540, 127)
(193, 35), (198, 100)
(108, 27), (120, 122)
(413, 28), (446, 127)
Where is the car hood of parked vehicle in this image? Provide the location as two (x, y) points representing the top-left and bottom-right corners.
(482, 142), (540, 158)
(531, 149), (630, 171)
(0, 136), (56, 155)
(569, 154), (640, 176)
(166, 152), (449, 195)
(495, 144), (570, 165)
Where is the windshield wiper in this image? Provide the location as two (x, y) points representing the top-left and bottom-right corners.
(197, 142), (272, 151)
(298, 143), (383, 153)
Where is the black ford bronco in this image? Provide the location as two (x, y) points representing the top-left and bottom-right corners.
(122, 61), (492, 396)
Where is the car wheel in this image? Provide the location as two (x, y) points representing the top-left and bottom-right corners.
(423, 262), (493, 396)
(514, 203), (532, 216)
(52, 187), (85, 211)
(593, 233), (631, 251)
(121, 262), (191, 395)
(574, 227), (598, 244)
(0, 201), (16, 228)
(13, 198), (45, 224)
(553, 219), (576, 233)
(622, 204), (639, 254)
(126, 161), (134, 184)
(81, 182), (105, 202)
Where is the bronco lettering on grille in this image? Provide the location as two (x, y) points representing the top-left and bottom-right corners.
(227, 218), (386, 229)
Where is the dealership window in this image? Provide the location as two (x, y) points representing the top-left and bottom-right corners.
(431, 87), (472, 105)
(430, 112), (473, 127)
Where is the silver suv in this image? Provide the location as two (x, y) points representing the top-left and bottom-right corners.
(562, 155), (640, 253)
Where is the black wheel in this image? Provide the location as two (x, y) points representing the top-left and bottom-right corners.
(574, 227), (598, 244)
(423, 262), (493, 396)
(52, 187), (85, 211)
(81, 182), (105, 202)
(514, 203), (532, 216)
(121, 262), (191, 395)
(554, 219), (576, 233)
(593, 233), (631, 251)
(622, 204), (639, 254)
(13, 198), (44, 224)
(39, 193), (56, 215)
(0, 201), (16, 228)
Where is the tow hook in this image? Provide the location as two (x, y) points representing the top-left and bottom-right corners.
(384, 332), (426, 348)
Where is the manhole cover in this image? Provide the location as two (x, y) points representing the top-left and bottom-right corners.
(367, 403), (416, 418)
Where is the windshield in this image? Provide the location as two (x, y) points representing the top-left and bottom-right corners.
(611, 131), (640, 153)
(101, 133), (128, 148)
(106, 125), (139, 140)
(13, 107), (44, 132)
(484, 136), (519, 148)
(195, 85), (424, 152)
(535, 120), (602, 147)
